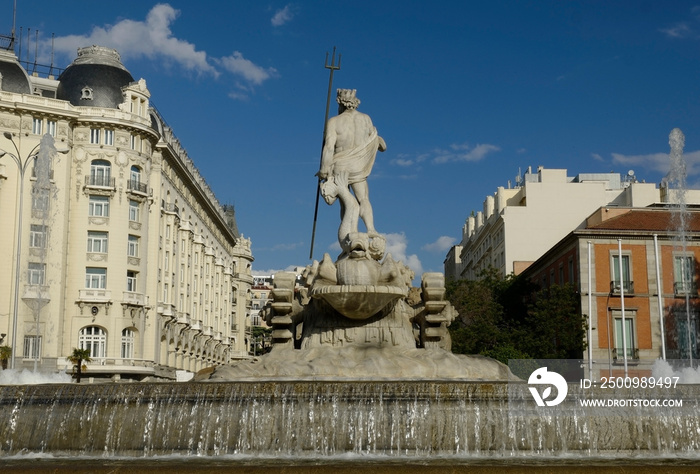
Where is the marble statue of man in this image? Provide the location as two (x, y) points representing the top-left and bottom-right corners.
(317, 89), (386, 241)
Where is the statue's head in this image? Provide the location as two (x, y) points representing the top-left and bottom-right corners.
(337, 89), (360, 110)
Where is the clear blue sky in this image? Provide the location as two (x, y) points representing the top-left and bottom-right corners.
(8, 1), (700, 277)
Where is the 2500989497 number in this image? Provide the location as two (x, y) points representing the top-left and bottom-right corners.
(598, 376), (679, 389)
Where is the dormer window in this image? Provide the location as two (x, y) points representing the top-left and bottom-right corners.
(81, 86), (93, 100)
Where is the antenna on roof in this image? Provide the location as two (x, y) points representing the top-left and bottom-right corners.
(25, 27), (30, 64)
(49, 33), (55, 77)
(11, 0), (16, 47)
(32, 29), (38, 74)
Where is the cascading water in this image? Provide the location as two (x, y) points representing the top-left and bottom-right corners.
(667, 128), (696, 364)
(26, 134), (58, 371)
(1, 381), (699, 461)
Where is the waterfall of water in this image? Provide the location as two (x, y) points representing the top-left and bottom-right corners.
(1, 381), (699, 460)
(667, 128), (696, 365)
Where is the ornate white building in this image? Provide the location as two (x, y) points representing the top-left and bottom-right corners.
(0, 45), (254, 380)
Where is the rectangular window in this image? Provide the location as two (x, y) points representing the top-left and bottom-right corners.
(28, 263), (45, 285)
(88, 195), (110, 217)
(23, 335), (41, 360)
(127, 235), (139, 257)
(674, 255), (695, 295)
(614, 316), (636, 359)
(674, 310), (698, 359)
(127, 270), (137, 292)
(85, 267), (107, 289)
(90, 128), (100, 144)
(129, 200), (140, 222)
(29, 224), (47, 248)
(165, 251), (169, 270)
(87, 231), (108, 253)
(104, 129), (114, 146)
(31, 188), (49, 211)
(568, 257), (575, 283)
(163, 283), (169, 302)
(32, 117), (42, 135)
(611, 254), (632, 293)
(121, 329), (134, 359)
(47, 120), (57, 137)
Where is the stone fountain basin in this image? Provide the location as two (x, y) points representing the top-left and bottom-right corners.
(310, 284), (407, 319)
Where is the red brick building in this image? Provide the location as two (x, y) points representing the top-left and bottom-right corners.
(522, 207), (700, 377)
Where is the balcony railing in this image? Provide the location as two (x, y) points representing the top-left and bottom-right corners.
(161, 200), (180, 216)
(123, 291), (148, 306)
(674, 281), (698, 296)
(127, 179), (148, 195)
(610, 280), (634, 295)
(85, 175), (116, 189)
(78, 289), (111, 302)
(612, 347), (639, 360)
(31, 168), (54, 180)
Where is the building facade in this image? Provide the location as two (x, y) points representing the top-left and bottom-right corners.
(0, 45), (254, 380)
(445, 166), (672, 281)
(522, 207), (700, 377)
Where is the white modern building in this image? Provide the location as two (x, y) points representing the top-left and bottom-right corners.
(0, 44), (254, 380)
(444, 166), (698, 281)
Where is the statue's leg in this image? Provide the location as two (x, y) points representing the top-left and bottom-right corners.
(351, 181), (377, 236)
(337, 186), (359, 239)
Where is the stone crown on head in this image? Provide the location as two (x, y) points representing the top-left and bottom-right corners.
(337, 88), (360, 109)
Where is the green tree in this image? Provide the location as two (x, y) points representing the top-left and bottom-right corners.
(446, 272), (505, 355)
(67, 348), (92, 383)
(249, 326), (272, 355)
(0, 346), (11, 370)
(521, 283), (587, 359)
(446, 270), (586, 364)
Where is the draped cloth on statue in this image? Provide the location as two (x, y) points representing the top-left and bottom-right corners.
(331, 128), (379, 185)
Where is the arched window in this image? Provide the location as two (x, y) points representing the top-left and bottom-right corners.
(90, 159), (111, 187)
(130, 165), (141, 188)
(121, 328), (135, 359)
(79, 326), (106, 358)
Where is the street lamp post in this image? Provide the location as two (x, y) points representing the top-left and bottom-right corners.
(0, 132), (67, 370)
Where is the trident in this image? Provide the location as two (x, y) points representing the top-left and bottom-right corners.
(309, 47), (341, 259)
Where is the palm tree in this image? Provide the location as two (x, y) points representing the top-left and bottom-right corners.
(0, 346), (11, 370)
(67, 348), (92, 383)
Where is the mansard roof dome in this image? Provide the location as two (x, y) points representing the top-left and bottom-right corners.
(56, 46), (134, 108)
(0, 49), (31, 94)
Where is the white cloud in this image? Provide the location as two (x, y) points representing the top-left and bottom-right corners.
(49, 4), (278, 100)
(384, 232), (423, 276)
(271, 241), (304, 251)
(591, 153), (604, 162)
(612, 150), (700, 177)
(220, 51), (277, 85)
(432, 143), (500, 164)
(271, 5), (296, 27)
(252, 264), (301, 276)
(51, 4), (217, 76)
(422, 236), (457, 253)
(391, 158), (415, 167)
(661, 23), (694, 38)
